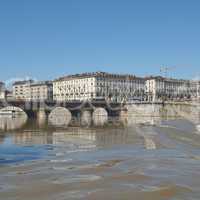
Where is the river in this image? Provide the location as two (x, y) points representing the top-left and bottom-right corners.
(0, 115), (200, 199)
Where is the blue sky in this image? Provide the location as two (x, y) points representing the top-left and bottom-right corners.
(0, 0), (200, 81)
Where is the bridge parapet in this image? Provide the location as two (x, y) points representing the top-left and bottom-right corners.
(1, 100), (199, 128)
(0, 99), (123, 112)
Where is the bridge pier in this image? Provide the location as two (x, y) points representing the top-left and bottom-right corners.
(37, 109), (47, 127)
(92, 107), (108, 126)
(48, 107), (72, 127)
(81, 110), (92, 127)
(119, 109), (128, 126)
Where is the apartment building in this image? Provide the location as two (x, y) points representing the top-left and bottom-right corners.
(53, 72), (146, 102)
(13, 80), (53, 101)
(145, 76), (200, 101)
(29, 81), (53, 101)
(13, 80), (34, 100)
(0, 82), (5, 100)
(145, 77), (164, 101)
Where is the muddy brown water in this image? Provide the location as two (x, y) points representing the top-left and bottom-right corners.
(0, 116), (200, 200)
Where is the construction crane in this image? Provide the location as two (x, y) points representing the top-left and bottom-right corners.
(160, 66), (175, 78)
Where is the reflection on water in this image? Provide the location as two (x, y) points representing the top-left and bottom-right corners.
(0, 127), (139, 147)
(120, 115), (162, 127)
(0, 114), (28, 131)
(1, 110), (200, 199)
(0, 116), (200, 160)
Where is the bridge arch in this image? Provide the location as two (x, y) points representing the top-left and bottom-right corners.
(48, 107), (72, 127)
(0, 106), (26, 115)
(0, 106), (28, 131)
(92, 107), (108, 126)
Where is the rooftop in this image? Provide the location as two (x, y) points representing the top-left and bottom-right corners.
(30, 81), (52, 87)
(13, 80), (34, 86)
(54, 71), (145, 82)
(145, 76), (198, 83)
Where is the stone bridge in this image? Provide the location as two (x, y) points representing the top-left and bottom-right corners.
(123, 102), (200, 126)
(0, 100), (199, 127)
(0, 99), (124, 115)
(0, 100), (126, 127)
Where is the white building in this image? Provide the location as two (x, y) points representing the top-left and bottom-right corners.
(53, 72), (146, 102)
(145, 77), (165, 101)
(0, 82), (5, 100)
(145, 76), (200, 101)
(13, 80), (53, 101)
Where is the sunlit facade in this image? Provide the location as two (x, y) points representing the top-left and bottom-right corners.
(53, 72), (146, 102)
(145, 76), (200, 101)
(13, 80), (53, 101)
(29, 81), (53, 101)
(0, 82), (5, 100)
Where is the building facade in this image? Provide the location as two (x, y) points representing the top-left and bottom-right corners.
(10, 73), (199, 103)
(145, 77), (164, 101)
(13, 80), (34, 100)
(53, 72), (146, 102)
(29, 81), (53, 101)
(145, 76), (200, 101)
(13, 80), (53, 101)
(0, 82), (5, 100)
